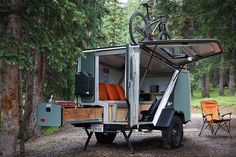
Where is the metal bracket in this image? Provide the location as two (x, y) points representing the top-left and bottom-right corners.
(84, 128), (93, 151)
(122, 129), (134, 154)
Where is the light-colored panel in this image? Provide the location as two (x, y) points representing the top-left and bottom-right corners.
(174, 70), (191, 122)
(140, 76), (171, 93)
(152, 70), (179, 126)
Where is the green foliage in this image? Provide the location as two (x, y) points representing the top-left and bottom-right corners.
(42, 127), (58, 136)
(188, 57), (219, 89)
(101, 0), (127, 46)
(191, 0), (236, 66)
(0, 38), (32, 68)
(1, 0), (235, 99)
(192, 87), (236, 108)
(0, 0), (106, 100)
(156, 0), (236, 97)
(101, 0), (146, 46)
(153, 0), (184, 38)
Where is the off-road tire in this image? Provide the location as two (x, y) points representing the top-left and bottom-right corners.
(129, 12), (148, 45)
(161, 115), (183, 149)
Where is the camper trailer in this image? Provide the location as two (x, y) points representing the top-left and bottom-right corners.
(37, 40), (223, 152)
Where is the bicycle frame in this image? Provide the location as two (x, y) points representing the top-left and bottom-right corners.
(144, 5), (166, 39)
(145, 18), (164, 39)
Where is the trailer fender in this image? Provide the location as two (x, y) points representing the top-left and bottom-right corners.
(174, 111), (186, 124)
(156, 108), (175, 127)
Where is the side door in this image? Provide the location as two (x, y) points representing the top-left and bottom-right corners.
(126, 44), (140, 127)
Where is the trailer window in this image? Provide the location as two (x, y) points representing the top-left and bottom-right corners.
(161, 47), (186, 59)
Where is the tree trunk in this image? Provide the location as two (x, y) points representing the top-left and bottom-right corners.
(0, 0), (21, 156)
(201, 75), (205, 97)
(201, 74), (210, 97)
(182, 0), (191, 39)
(205, 73), (210, 97)
(228, 1), (235, 96)
(213, 67), (218, 87)
(0, 68), (20, 157)
(26, 52), (45, 138)
(0, 61), (3, 127)
(219, 54), (224, 96)
(18, 69), (25, 157)
(228, 65), (235, 96)
(23, 66), (34, 140)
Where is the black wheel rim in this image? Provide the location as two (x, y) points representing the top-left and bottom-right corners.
(171, 123), (182, 146)
(130, 15), (147, 44)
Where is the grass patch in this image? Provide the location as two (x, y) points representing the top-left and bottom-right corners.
(191, 87), (236, 109)
(42, 127), (58, 136)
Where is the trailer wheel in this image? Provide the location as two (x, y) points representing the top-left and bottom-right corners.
(95, 132), (117, 144)
(162, 115), (183, 149)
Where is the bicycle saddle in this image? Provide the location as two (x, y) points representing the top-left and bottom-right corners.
(142, 3), (152, 8)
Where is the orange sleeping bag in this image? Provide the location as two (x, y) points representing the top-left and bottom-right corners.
(99, 83), (108, 100)
(114, 84), (126, 101)
(104, 84), (120, 100)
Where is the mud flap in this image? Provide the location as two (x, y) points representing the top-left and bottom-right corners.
(156, 108), (175, 127)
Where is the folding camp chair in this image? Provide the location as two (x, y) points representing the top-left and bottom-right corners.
(199, 100), (232, 138)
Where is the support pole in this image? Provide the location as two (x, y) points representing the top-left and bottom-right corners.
(122, 130), (134, 153)
(84, 128), (93, 151)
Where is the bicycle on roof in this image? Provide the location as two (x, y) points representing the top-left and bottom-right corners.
(129, 2), (171, 45)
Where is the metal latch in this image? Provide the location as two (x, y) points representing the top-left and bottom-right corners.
(46, 104), (52, 112)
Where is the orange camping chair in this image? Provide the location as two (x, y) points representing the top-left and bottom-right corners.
(199, 100), (232, 137)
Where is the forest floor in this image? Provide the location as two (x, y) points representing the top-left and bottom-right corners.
(18, 112), (236, 157)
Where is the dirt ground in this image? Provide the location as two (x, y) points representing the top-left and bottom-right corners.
(20, 114), (236, 157)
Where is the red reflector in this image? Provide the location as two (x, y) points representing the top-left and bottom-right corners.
(40, 118), (46, 122)
(63, 103), (74, 107)
(57, 102), (75, 107)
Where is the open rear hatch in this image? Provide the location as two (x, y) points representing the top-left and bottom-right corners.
(139, 39), (223, 68)
(139, 39), (223, 126)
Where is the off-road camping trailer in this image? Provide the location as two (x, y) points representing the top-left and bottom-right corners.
(37, 39), (223, 152)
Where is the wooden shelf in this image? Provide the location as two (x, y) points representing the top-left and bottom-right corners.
(63, 107), (103, 121)
(140, 92), (164, 101)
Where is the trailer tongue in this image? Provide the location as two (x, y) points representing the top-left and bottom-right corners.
(37, 39), (223, 153)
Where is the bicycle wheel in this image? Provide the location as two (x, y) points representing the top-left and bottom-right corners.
(157, 31), (171, 40)
(129, 12), (148, 45)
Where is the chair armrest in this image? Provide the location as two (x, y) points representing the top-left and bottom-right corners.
(203, 113), (213, 120)
(221, 112), (232, 119)
(203, 113), (213, 117)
